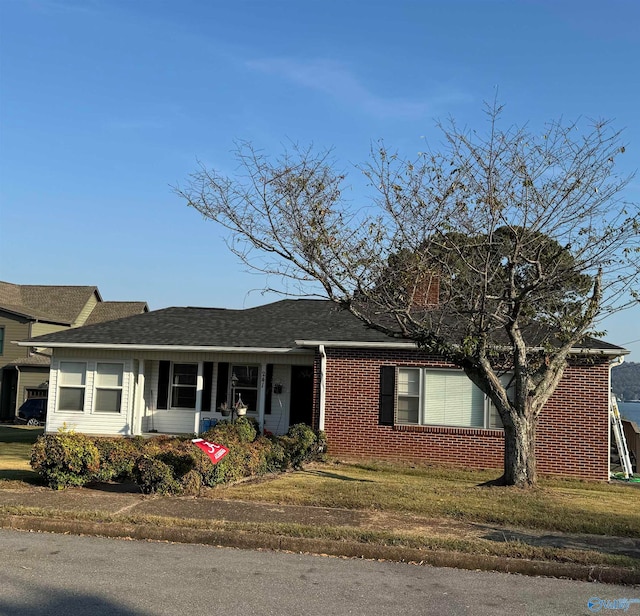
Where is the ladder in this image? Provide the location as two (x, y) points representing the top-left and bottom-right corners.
(610, 394), (634, 479)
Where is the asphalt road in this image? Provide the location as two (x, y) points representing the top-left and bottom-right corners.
(0, 529), (638, 616)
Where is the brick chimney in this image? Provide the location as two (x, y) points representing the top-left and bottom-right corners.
(408, 273), (439, 309)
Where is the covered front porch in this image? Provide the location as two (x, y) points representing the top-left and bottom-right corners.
(131, 353), (316, 437)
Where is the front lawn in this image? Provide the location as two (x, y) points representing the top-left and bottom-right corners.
(212, 460), (640, 538)
(1, 424), (637, 539)
(0, 425), (43, 481)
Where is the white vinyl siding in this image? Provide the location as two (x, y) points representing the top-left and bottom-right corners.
(48, 350), (314, 436)
(48, 358), (133, 435)
(397, 368), (504, 430)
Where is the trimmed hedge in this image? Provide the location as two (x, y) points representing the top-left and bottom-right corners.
(30, 420), (326, 494)
(30, 432), (101, 490)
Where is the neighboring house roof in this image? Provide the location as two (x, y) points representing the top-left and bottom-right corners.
(83, 301), (149, 325)
(0, 281), (100, 325)
(0, 281), (148, 329)
(3, 354), (52, 368)
(19, 299), (628, 355)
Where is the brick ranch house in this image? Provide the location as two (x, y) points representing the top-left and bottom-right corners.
(17, 300), (628, 481)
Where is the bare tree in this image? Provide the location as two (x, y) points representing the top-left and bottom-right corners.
(175, 104), (639, 487)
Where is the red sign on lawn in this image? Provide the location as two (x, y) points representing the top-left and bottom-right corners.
(192, 438), (229, 464)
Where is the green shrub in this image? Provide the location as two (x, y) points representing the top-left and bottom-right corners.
(204, 417), (257, 446)
(93, 437), (140, 482)
(139, 435), (188, 457)
(200, 440), (248, 486)
(30, 423), (329, 494)
(30, 432), (101, 489)
(180, 469), (202, 495)
(133, 455), (180, 495)
(280, 424), (326, 469)
(199, 435), (272, 486)
(157, 450), (198, 478)
(262, 434), (287, 472)
(245, 436), (275, 476)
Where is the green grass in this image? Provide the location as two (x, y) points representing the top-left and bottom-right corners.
(0, 425), (43, 481)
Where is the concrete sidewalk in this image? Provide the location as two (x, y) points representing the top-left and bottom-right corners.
(0, 483), (639, 585)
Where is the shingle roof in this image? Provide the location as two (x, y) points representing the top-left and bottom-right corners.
(84, 301), (149, 325)
(23, 299), (628, 353)
(3, 354), (52, 368)
(0, 281), (149, 329)
(0, 281), (99, 325)
(25, 300), (395, 348)
(0, 282), (22, 305)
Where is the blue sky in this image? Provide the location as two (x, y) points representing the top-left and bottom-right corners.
(1, 0), (639, 360)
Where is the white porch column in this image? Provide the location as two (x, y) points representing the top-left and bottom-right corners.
(133, 359), (145, 436)
(258, 362), (267, 432)
(194, 361), (204, 434)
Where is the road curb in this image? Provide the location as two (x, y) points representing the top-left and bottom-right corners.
(2, 514), (638, 586)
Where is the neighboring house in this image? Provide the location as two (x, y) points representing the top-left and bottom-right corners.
(0, 281), (148, 420)
(17, 299), (627, 480)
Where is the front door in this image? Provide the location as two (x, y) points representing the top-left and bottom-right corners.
(289, 365), (314, 427)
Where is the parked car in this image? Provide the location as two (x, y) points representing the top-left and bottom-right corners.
(16, 398), (47, 426)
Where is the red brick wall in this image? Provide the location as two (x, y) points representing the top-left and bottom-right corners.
(318, 348), (610, 481)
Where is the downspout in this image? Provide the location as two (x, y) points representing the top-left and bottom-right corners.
(258, 361), (267, 433)
(608, 355), (625, 478)
(15, 365), (21, 416)
(318, 345), (326, 432)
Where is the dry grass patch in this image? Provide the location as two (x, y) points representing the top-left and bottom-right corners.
(1, 504), (637, 572)
(213, 461), (640, 537)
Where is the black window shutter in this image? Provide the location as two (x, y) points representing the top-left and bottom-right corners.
(202, 362), (214, 412)
(157, 361), (170, 410)
(379, 366), (395, 426)
(215, 362), (229, 410)
(265, 364), (273, 415)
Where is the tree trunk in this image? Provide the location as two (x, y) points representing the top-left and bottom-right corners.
(502, 413), (537, 488)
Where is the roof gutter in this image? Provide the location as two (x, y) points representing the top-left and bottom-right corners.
(0, 306), (71, 326)
(296, 339), (416, 349)
(14, 341), (307, 354)
(296, 339), (628, 356)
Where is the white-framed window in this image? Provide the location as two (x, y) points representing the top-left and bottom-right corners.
(58, 362), (86, 412)
(397, 368), (421, 424)
(230, 364), (259, 414)
(171, 363), (198, 409)
(94, 363), (124, 413)
(396, 368), (507, 429)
